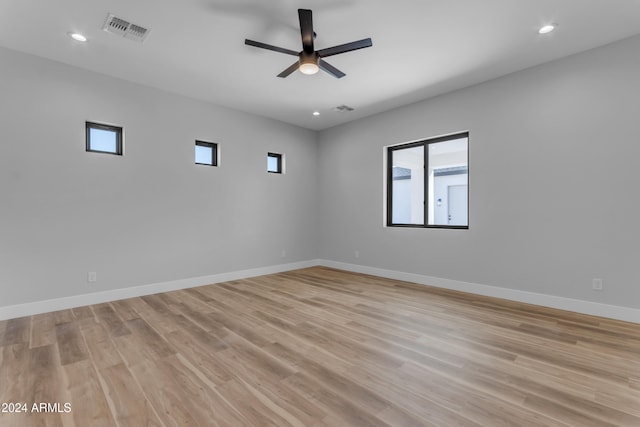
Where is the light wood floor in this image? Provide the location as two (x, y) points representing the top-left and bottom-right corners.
(1, 267), (639, 426)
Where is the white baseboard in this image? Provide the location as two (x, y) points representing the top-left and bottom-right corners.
(0, 260), (320, 321)
(318, 259), (640, 324)
(3, 258), (638, 324)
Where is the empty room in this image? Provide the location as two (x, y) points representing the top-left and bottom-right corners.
(1, 1), (639, 426)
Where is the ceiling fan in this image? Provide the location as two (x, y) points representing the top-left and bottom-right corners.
(244, 9), (372, 79)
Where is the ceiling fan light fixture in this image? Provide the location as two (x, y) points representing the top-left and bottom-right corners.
(299, 63), (319, 75)
(299, 56), (319, 75)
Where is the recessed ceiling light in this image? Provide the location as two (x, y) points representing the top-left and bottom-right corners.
(538, 24), (556, 35)
(312, 111), (320, 116)
(68, 32), (88, 42)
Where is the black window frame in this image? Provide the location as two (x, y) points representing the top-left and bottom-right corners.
(86, 121), (123, 155)
(267, 152), (283, 174)
(386, 132), (469, 229)
(195, 140), (218, 167)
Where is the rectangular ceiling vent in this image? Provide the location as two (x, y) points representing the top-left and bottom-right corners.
(333, 105), (355, 113)
(103, 14), (150, 43)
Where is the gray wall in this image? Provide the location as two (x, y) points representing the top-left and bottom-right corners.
(2, 34), (639, 312)
(0, 46), (319, 307)
(317, 35), (640, 309)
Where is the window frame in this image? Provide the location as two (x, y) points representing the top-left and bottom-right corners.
(267, 152), (283, 174)
(86, 121), (123, 155)
(195, 140), (218, 167)
(386, 132), (469, 229)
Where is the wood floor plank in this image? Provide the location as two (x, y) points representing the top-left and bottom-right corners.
(595, 389), (640, 417)
(93, 303), (131, 338)
(125, 318), (175, 359)
(30, 312), (57, 349)
(132, 355), (252, 427)
(164, 329), (234, 386)
(98, 363), (163, 427)
(189, 334), (328, 425)
(450, 326), (636, 386)
(216, 378), (301, 427)
(514, 355), (612, 399)
(25, 344), (65, 427)
(80, 319), (125, 370)
(0, 318), (7, 343)
(109, 299), (141, 321)
(113, 318), (175, 368)
(398, 360), (570, 427)
(206, 310), (275, 347)
(165, 288), (219, 314)
(1, 266), (639, 426)
(1, 316), (30, 346)
(171, 355), (254, 426)
(0, 344), (31, 427)
(523, 394), (617, 427)
(264, 341), (391, 414)
(283, 372), (392, 427)
(65, 359), (116, 427)
(71, 305), (95, 321)
(52, 309), (75, 325)
(377, 405), (441, 427)
(216, 331), (297, 384)
(235, 369), (326, 426)
(282, 318), (405, 371)
(127, 359), (200, 427)
(269, 339), (484, 426)
(55, 321), (89, 366)
(169, 304), (226, 337)
(124, 298), (177, 335)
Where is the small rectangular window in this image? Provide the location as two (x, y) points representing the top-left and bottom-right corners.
(267, 152), (282, 174)
(195, 140), (218, 166)
(387, 132), (468, 228)
(86, 122), (122, 155)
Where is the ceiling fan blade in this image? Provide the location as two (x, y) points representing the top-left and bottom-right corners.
(245, 39), (299, 56)
(298, 9), (314, 53)
(317, 38), (372, 58)
(319, 59), (346, 79)
(277, 61), (300, 78)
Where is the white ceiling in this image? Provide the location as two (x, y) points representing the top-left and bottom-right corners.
(1, 0), (639, 131)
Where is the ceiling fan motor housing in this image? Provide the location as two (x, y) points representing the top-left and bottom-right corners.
(300, 51), (318, 66)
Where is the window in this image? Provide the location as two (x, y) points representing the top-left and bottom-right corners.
(387, 132), (468, 228)
(195, 140), (218, 166)
(267, 152), (282, 174)
(86, 122), (122, 155)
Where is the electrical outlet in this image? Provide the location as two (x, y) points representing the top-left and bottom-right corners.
(355, 250), (360, 259)
(592, 278), (603, 291)
(281, 250), (287, 258)
(88, 272), (97, 283)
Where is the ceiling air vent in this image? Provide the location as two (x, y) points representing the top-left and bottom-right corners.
(333, 105), (355, 113)
(102, 14), (150, 43)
